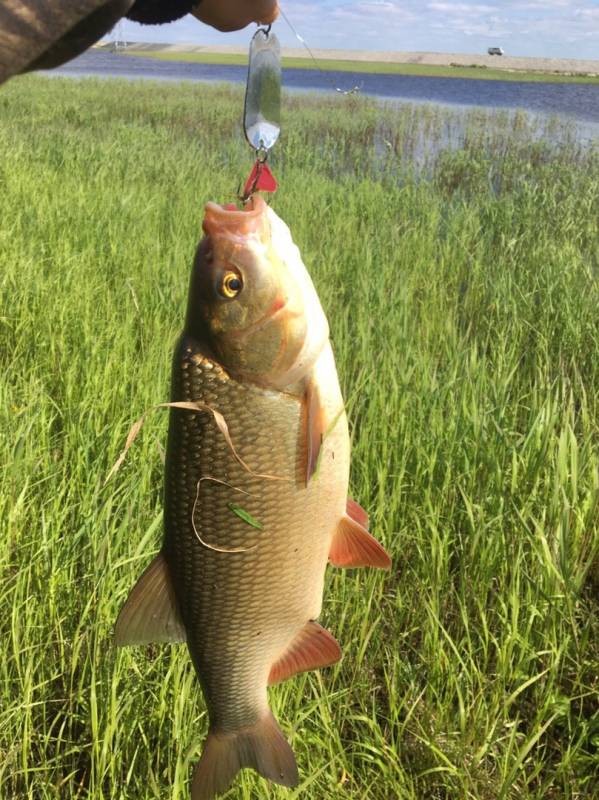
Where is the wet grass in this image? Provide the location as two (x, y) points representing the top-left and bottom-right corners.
(0, 77), (598, 800)
(120, 49), (599, 84)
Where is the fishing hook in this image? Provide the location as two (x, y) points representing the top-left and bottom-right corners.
(239, 147), (270, 203)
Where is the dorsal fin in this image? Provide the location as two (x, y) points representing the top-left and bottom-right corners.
(268, 621), (342, 685)
(114, 552), (186, 646)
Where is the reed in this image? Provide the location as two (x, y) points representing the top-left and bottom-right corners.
(1, 76), (598, 799)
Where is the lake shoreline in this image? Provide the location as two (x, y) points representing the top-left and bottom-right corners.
(48, 50), (599, 125)
(97, 42), (599, 84)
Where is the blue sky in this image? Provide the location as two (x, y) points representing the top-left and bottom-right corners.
(120, 1), (599, 59)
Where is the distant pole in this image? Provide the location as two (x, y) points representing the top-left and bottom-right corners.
(111, 19), (125, 52)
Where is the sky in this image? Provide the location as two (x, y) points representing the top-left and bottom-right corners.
(119, 1), (599, 60)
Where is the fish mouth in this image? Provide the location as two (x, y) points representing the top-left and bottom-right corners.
(203, 195), (268, 239)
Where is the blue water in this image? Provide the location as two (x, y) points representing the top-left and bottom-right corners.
(49, 50), (599, 126)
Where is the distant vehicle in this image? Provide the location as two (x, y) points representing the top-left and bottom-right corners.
(487, 47), (504, 56)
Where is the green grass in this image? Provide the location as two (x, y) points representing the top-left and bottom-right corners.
(121, 48), (599, 84)
(1, 77), (598, 800)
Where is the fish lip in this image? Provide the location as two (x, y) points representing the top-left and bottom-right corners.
(203, 196), (268, 237)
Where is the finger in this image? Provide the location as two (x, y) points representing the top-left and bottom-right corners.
(192, 0), (278, 33)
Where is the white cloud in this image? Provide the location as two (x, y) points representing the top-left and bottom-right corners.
(427, 3), (498, 13)
(118, 0), (599, 59)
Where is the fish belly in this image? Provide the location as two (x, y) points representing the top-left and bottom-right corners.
(163, 336), (349, 731)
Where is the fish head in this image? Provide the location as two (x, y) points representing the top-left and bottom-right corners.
(186, 196), (329, 390)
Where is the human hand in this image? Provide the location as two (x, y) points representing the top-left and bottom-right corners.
(193, 0), (279, 32)
(0, 0), (281, 86)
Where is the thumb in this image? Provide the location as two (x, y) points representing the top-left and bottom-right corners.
(192, 0), (279, 33)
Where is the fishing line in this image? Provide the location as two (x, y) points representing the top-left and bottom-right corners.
(278, 5), (361, 96)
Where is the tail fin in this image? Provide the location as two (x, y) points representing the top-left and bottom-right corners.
(191, 711), (299, 800)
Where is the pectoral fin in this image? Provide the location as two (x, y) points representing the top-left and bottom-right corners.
(114, 552), (186, 646)
(268, 621), (342, 685)
(304, 380), (327, 486)
(329, 515), (391, 570)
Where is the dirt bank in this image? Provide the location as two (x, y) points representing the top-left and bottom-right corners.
(109, 43), (599, 77)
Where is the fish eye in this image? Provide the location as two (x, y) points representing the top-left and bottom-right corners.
(220, 271), (243, 299)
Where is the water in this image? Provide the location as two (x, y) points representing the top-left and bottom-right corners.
(49, 50), (599, 127)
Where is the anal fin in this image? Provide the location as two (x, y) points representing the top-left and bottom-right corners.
(329, 515), (391, 571)
(114, 552), (186, 646)
(268, 621), (342, 685)
(346, 497), (370, 530)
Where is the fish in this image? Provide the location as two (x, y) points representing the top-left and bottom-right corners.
(114, 194), (391, 800)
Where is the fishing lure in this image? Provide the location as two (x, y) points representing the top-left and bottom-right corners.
(241, 25), (281, 200)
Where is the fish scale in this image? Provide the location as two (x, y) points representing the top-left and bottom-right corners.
(164, 337), (349, 732)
